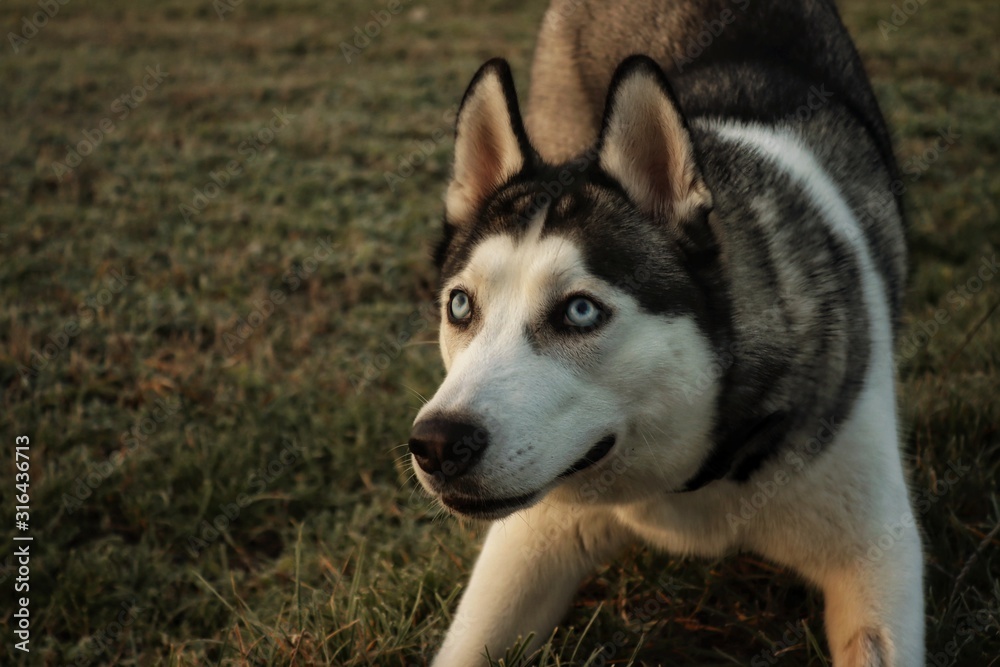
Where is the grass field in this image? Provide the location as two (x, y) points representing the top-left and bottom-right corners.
(0, 0), (998, 665)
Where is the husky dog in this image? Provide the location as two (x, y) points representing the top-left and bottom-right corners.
(408, 0), (923, 664)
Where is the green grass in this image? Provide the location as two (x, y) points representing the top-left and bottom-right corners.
(0, 0), (998, 665)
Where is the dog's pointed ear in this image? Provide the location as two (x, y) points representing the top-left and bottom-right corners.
(598, 56), (712, 222)
(445, 58), (531, 227)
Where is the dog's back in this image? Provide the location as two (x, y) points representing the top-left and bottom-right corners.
(527, 0), (897, 185)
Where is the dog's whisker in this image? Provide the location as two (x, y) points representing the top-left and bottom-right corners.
(637, 425), (668, 480)
(400, 383), (431, 406)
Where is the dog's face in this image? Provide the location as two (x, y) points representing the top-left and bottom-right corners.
(410, 58), (723, 519)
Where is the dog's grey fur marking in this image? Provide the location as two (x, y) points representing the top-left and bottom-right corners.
(683, 122), (874, 487)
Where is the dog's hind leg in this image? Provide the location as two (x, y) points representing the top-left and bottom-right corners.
(432, 502), (629, 666)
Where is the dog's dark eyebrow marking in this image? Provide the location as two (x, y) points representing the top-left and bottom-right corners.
(554, 194), (578, 218)
(437, 154), (613, 284)
(510, 193), (538, 220)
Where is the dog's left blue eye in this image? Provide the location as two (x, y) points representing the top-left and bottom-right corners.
(449, 290), (472, 322)
(564, 297), (601, 327)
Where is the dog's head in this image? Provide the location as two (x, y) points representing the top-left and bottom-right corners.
(409, 56), (725, 519)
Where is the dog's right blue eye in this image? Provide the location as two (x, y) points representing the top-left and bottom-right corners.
(564, 296), (602, 328)
(449, 290), (472, 322)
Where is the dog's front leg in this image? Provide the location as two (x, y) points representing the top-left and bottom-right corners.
(818, 521), (925, 667)
(433, 502), (628, 666)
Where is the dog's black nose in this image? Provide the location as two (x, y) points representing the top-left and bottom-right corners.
(408, 417), (487, 480)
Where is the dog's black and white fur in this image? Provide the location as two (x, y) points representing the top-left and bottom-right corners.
(407, 1), (923, 664)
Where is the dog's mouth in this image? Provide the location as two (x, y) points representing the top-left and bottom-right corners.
(440, 491), (538, 519)
(440, 435), (617, 519)
(558, 435), (616, 479)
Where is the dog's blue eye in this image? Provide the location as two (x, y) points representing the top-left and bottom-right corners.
(564, 297), (601, 327)
(449, 290), (471, 322)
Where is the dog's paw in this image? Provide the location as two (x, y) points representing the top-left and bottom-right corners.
(842, 627), (891, 667)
